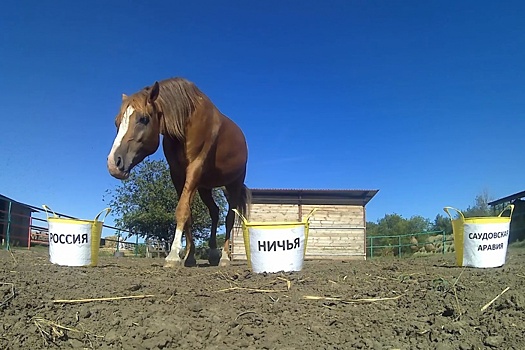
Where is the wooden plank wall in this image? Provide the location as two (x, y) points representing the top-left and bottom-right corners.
(231, 203), (366, 260)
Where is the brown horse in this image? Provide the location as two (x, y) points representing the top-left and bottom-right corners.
(107, 77), (250, 267)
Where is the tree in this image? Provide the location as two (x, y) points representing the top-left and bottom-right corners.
(431, 214), (452, 235)
(365, 189), (498, 257)
(105, 158), (228, 247)
(366, 214), (433, 256)
(463, 189), (494, 217)
(406, 215), (431, 235)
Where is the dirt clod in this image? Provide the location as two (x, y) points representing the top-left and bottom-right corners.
(484, 335), (505, 348)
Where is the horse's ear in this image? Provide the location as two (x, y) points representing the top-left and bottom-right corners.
(121, 93), (128, 101)
(148, 82), (160, 104)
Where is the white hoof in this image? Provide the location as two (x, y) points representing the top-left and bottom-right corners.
(164, 252), (182, 268)
(164, 259), (182, 268)
(219, 256), (231, 267)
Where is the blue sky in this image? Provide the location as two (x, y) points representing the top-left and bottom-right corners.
(1, 1), (524, 231)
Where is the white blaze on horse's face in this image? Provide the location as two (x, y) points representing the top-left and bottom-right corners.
(107, 98), (161, 180)
(111, 106), (134, 154)
(107, 106), (134, 179)
(107, 82), (161, 180)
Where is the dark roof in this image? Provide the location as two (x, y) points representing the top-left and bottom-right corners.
(488, 190), (525, 206)
(0, 194), (37, 212)
(250, 188), (378, 206)
(0, 194), (40, 212)
(0, 194), (91, 219)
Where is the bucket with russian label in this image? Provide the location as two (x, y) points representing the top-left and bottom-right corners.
(443, 205), (514, 268)
(43, 205), (111, 267)
(233, 209), (316, 273)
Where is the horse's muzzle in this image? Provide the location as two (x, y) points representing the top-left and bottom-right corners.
(107, 156), (130, 180)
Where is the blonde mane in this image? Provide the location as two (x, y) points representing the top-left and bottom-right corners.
(125, 77), (206, 140)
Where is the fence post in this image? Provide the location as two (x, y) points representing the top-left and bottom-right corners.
(135, 231), (139, 257)
(442, 230), (446, 254)
(115, 230), (120, 253)
(398, 235), (401, 257)
(27, 215), (32, 249)
(369, 236), (373, 258)
(5, 201), (12, 250)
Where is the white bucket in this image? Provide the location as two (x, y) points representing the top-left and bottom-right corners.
(44, 206), (111, 267)
(234, 209), (316, 273)
(444, 205), (514, 268)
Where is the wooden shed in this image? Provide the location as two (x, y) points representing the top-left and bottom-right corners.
(231, 188), (378, 261)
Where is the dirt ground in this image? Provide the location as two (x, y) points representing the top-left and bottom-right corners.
(1, 248), (524, 350)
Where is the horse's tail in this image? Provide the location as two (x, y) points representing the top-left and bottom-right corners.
(237, 184), (251, 221)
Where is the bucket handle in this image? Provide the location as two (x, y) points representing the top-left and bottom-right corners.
(498, 204), (514, 218)
(43, 205), (111, 222)
(42, 205), (57, 219)
(303, 208), (318, 223)
(444, 205), (514, 219)
(443, 207), (464, 221)
(94, 208), (112, 222)
(232, 209), (248, 225)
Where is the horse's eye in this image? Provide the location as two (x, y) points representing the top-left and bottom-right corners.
(139, 116), (149, 125)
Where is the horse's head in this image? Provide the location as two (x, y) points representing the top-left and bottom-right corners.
(107, 82), (161, 179)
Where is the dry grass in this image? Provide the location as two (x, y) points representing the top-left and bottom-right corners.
(215, 272), (292, 294)
(302, 294), (404, 304)
(480, 287), (510, 312)
(0, 282), (15, 307)
(217, 286), (286, 293)
(32, 316), (101, 347)
(53, 294), (155, 304)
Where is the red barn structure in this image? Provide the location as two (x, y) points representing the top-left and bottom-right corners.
(0, 194), (36, 248)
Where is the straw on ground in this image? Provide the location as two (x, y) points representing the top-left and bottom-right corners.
(216, 275), (292, 293)
(481, 287), (510, 312)
(303, 294), (403, 304)
(217, 286), (286, 293)
(235, 310), (258, 320)
(53, 294), (155, 304)
(32, 317), (100, 346)
(0, 282), (15, 307)
(276, 276), (292, 290)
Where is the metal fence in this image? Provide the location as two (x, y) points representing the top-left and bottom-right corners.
(0, 198), (141, 255)
(367, 230), (450, 258)
(2, 197), (455, 260)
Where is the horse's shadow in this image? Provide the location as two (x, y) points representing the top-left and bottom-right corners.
(149, 261), (215, 268)
(197, 262), (212, 268)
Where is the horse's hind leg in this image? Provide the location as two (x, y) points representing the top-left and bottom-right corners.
(221, 180), (245, 266)
(220, 206), (235, 266)
(198, 188), (221, 266)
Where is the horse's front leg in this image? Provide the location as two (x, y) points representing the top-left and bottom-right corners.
(164, 217), (196, 267)
(165, 162), (201, 268)
(165, 226), (184, 267)
(182, 216), (197, 267)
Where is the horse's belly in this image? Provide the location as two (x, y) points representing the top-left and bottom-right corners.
(200, 157), (246, 188)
